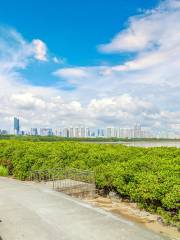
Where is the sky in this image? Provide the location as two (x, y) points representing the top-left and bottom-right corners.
(0, 0), (180, 135)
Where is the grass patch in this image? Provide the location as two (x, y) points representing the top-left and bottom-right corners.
(0, 165), (8, 176)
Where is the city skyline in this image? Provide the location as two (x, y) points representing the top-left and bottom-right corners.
(11, 116), (151, 138)
(11, 117), (153, 138)
(0, 116), (180, 138)
(0, 0), (180, 135)
(0, 115), (180, 139)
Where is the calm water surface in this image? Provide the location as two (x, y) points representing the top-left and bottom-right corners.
(122, 141), (180, 148)
(89, 141), (180, 148)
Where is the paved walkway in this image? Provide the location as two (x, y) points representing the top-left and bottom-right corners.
(0, 177), (169, 240)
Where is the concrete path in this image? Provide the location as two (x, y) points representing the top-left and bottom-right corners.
(0, 177), (169, 240)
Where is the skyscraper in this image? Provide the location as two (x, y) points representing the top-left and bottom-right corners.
(31, 128), (38, 136)
(80, 127), (86, 137)
(106, 127), (115, 138)
(14, 117), (20, 135)
(85, 128), (90, 137)
(69, 128), (74, 138)
(134, 125), (141, 138)
(63, 128), (69, 137)
(74, 128), (80, 138)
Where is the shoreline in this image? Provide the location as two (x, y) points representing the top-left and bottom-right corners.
(86, 196), (180, 240)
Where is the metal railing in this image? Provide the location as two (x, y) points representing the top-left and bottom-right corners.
(29, 168), (96, 198)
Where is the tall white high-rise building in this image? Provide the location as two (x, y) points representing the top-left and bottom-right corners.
(69, 128), (74, 138)
(80, 127), (86, 137)
(74, 128), (79, 138)
(106, 127), (118, 138)
(134, 125), (142, 138)
(107, 127), (112, 138)
(85, 128), (90, 137)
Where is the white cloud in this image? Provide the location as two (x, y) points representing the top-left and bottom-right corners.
(86, 94), (158, 127)
(99, 0), (180, 53)
(11, 93), (46, 110)
(54, 68), (88, 78)
(88, 94), (154, 114)
(53, 57), (59, 63)
(0, 27), (32, 71)
(32, 39), (47, 61)
(0, 27), (48, 74)
(52, 56), (66, 64)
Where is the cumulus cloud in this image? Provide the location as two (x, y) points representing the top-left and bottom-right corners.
(86, 94), (159, 127)
(99, 0), (180, 53)
(11, 93), (46, 110)
(0, 27), (48, 74)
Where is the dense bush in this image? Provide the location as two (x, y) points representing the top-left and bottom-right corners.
(0, 140), (179, 227)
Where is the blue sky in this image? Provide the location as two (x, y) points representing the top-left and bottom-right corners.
(0, 0), (157, 86)
(0, 0), (180, 136)
(0, 0), (157, 65)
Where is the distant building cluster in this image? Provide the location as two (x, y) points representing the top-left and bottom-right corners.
(38, 125), (151, 138)
(1, 117), (152, 139)
(54, 127), (104, 138)
(1, 116), (179, 139)
(106, 125), (151, 138)
(29, 127), (103, 138)
(0, 129), (8, 135)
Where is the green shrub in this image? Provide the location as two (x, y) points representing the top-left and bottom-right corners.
(0, 165), (8, 176)
(0, 140), (179, 225)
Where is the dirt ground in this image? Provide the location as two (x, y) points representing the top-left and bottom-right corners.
(87, 196), (180, 240)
